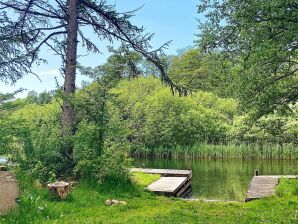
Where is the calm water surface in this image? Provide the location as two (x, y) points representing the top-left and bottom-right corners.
(133, 158), (297, 201)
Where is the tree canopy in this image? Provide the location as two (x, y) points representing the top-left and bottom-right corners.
(197, 0), (298, 114)
(168, 48), (239, 97)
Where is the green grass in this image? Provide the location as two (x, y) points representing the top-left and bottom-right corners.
(131, 172), (160, 187)
(276, 178), (298, 197)
(1, 172), (298, 224)
(133, 143), (298, 160)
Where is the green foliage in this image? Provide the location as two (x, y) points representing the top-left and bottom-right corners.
(131, 172), (160, 187)
(7, 102), (64, 182)
(168, 49), (239, 97)
(229, 108), (298, 145)
(109, 77), (297, 158)
(276, 179), (298, 197)
(74, 130), (131, 182)
(100, 47), (143, 79)
(2, 173), (298, 224)
(111, 77), (238, 150)
(0, 89), (27, 114)
(26, 91), (53, 105)
(73, 72), (131, 182)
(169, 49), (207, 89)
(1, 75), (297, 183)
(0, 63), (132, 182)
(133, 143), (298, 160)
(0, 118), (16, 155)
(197, 0), (298, 114)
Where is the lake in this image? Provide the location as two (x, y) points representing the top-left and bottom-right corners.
(133, 158), (297, 201)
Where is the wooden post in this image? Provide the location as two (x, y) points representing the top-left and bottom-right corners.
(255, 170), (259, 176)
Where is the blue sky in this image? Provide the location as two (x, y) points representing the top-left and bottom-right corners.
(1, 0), (200, 97)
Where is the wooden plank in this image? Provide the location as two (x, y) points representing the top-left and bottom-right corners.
(176, 180), (192, 197)
(131, 168), (193, 197)
(147, 177), (187, 195)
(180, 187), (192, 198)
(245, 175), (297, 202)
(246, 176), (278, 201)
(130, 168), (192, 179)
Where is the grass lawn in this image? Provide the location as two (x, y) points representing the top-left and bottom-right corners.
(1, 173), (298, 224)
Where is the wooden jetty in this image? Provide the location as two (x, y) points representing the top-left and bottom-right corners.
(130, 168), (192, 197)
(130, 168), (192, 178)
(245, 175), (297, 202)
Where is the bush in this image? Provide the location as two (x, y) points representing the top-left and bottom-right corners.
(73, 82), (132, 182)
(7, 102), (65, 182)
(111, 77), (237, 149)
(73, 123), (131, 182)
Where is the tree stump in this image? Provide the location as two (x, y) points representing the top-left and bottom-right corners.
(47, 181), (70, 199)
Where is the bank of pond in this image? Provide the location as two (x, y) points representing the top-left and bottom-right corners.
(133, 157), (297, 201)
(1, 170), (298, 224)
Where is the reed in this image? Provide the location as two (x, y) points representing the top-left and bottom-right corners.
(132, 143), (298, 160)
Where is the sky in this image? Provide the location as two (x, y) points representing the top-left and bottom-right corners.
(0, 0), (200, 97)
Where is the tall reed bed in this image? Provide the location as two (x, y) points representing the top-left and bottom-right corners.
(132, 143), (298, 160)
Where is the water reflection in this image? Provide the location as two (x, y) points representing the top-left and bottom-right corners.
(133, 158), (297, 201)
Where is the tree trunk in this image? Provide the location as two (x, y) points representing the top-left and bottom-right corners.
(61, 0), (79, 165)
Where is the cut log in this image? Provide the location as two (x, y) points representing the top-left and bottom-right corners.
(47, 181), (70, 199)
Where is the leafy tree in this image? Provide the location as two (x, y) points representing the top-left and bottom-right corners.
(0, 89), (24, 105)
(73, 67), (131, 181)
(0, 89), (26, 114)
(0, 12), (34, 83)
(111, 77), (238, 149)
(2, 101), (63, 181)
(169, 49), (207, 90)
(37, 91), (53, 104)
(0, 0), (177, 172)
(102, 47), (143, 80)
(197, 0), (298, 114)
(168, 48), (240, 97)
(26, 91), (39, 104)
(26, 90), (53, 104)
(1, 76), (297, 176)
